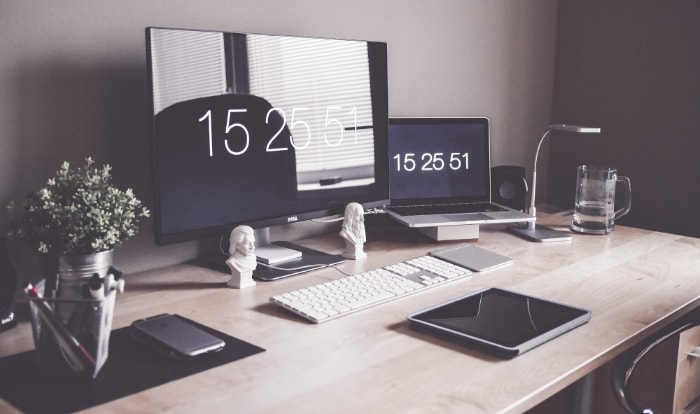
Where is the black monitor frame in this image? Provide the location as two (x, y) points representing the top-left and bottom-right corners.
(145, 27), (390, 249)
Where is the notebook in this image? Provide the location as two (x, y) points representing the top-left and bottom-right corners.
(384, 117), (534, 228)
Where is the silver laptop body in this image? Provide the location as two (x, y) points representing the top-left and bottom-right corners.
(384, 117), (534, 228)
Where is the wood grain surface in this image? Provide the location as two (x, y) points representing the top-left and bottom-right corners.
(3, 214), (700, 413)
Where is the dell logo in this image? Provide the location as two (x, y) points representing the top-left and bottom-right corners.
(1, 312), (14, 325)
(287, 216), (298, 223)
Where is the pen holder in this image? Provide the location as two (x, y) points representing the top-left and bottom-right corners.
(28, 279), (116, 380)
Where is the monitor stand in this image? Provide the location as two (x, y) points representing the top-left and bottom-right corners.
(199, 227), (344, 281)
(251, 227), (344, 281)
(417, 224), (480, 241)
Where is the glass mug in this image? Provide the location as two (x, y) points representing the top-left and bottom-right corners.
(571, 165), (631, 234)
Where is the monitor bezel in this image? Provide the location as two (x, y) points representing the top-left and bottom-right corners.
(145, 27), (390, 245)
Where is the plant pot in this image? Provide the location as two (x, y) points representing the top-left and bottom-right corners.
(40, 250), (113, 322)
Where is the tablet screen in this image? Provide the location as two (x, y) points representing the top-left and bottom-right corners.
(408, 287), (591, 354)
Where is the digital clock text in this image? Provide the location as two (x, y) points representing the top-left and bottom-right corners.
(198, 106), (359, 157)
(392, 152), (469, 172)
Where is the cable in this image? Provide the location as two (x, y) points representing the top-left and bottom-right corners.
(330, 265), (352, 277)
(255, 261), (330, 273)
(310, 207), (385, 223)
(218, 234), (228, 256)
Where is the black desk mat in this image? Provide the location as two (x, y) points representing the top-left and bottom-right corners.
(0, 322), (265, 414)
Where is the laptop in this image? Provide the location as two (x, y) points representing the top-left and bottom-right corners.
(384, 117), (534, 228)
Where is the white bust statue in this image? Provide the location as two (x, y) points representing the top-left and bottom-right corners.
(226, 225), (257, 289)
(340, 202), (367, 260)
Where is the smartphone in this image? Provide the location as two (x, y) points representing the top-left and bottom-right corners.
(131, 314), (225, 360)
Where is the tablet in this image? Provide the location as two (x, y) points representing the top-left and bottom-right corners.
(407, 287), (591, 357)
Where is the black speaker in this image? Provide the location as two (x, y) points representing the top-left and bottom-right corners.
(0, 237), (17, 332)
(491, 165), (528, 212)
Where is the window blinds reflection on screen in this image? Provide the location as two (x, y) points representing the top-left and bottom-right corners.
(246, 36), (375, 184)
(149, 29), (227, 114)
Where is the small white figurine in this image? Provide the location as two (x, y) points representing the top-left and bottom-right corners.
(226, 225), (257, 289)
(340, 202), (367, 260)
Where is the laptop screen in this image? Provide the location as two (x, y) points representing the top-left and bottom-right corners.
(388, 117), (491, 204)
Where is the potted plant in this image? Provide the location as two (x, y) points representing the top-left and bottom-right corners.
(6, 157), (150, 291)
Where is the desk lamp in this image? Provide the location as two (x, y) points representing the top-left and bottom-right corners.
(508, 124), (601, 242)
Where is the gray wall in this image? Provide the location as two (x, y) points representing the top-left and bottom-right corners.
(0, 0), (559, 280)
(548, 1), (700, 237)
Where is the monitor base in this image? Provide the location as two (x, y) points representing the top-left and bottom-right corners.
(198, 240), (344, 281)
(252, 241), (344, 281)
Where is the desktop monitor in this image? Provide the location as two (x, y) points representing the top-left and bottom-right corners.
(145, 27), (389, 272)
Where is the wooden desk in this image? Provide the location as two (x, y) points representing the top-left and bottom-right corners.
(3, 214), (700, 413)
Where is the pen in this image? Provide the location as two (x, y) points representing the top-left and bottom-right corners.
(89, 273), (105, 300)
(70, 277), (103, 358)
(104, 266), (124, 294)
(24, 283), (96, 373)
(45, 272), (59, 299)
(66, 283), (92, 336)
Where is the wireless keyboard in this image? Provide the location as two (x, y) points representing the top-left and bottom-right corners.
(269, 255), (472, 323)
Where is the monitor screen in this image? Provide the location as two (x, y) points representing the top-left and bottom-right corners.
(146, 27), (389, 245)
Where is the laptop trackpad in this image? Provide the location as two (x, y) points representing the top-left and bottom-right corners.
(486, 211), (529, 220)
(442, 213), (491, 221)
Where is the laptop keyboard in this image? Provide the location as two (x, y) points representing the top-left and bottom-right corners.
(387, 202), (507, 216)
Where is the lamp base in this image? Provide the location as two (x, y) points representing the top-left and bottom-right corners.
(507, 223), (571, 242)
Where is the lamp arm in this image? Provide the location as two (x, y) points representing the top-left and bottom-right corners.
(527, 127), (554, 229)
